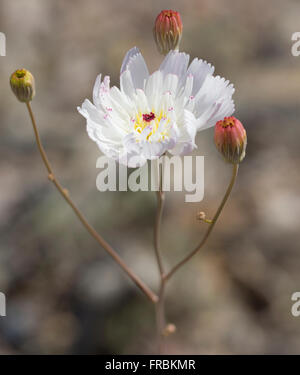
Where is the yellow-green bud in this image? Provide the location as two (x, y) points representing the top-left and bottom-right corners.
(10, 69), (35, 102)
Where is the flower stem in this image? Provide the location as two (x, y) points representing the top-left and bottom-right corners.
(165, 163), (239, 281)
(25, 102), (158, 304)
(154, 163), (165, 276)
(155, 280), (166, 354)
(153, 159), (167, 353)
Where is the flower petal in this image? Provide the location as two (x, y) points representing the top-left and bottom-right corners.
(169, 110), (197, 155)
(120, 69), (135, 98)
(120, 47), (149, 90)
(159, 50), (189, 79)
(185, 58), (215, 96)
(92, 74), (102, 108)
(145, 71), (163, 112)
(193, 75), (235, 130)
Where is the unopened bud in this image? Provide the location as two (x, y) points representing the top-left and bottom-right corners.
(10, 68), (35, 102)
(214, 116), (247, 164)
(153, 10), (183, 55)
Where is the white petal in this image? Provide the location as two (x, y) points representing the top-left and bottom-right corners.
(120, 47), (140, 73)
(201, 99), (235, 130)
(78, 99), (104, 123)
(120, 47), (149, 90)
(193, 75), (235, 130)
(185, 58), (214, 96)
(109, 86), (135, 116)
(182, 74), (194, 100)
(123, 132), (141, 154)
(184, 110), (197, 140)
(120, 133), (147, 167)
(95, 75), (112, 112)
(169, 110), (197, 155)
(78, 98), (126, 150)
(140, 141), (166, 160)
(145, 71), (163, 112)
(134, 89), (150, 114)
(120, 69), (135, 98)
(163, 73), (179, 95)
(159, 51), (190, 79)
(92, 74), (102, 108)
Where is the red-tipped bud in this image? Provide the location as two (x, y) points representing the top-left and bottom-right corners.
(153, 10), (183, 55)
(214, 116), (247, 164)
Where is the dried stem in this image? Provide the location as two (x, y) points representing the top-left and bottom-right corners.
(165, 163), (239, 281)
(25, 102), (158, 304)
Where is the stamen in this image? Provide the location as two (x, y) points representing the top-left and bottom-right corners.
(142, 112), (155, 122)
(221, 117), (235, 128)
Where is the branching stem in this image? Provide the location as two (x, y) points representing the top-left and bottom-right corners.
(25, 102), (158, 304)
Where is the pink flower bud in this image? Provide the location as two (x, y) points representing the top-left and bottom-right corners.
(214, 116), (247, 164)
(153, 10), (183, 55)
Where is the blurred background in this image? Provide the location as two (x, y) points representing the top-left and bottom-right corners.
(0, 0), (300, 354)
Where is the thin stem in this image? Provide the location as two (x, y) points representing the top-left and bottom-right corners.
(165, 163), (239, 281)
(154, 161), (165, 276)
(155, 281), (166, 354)
(25, 102), (158, 304)
(153, 158), (167, 354)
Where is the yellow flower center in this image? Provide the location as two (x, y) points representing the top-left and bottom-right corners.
(134, 110), (171, 142)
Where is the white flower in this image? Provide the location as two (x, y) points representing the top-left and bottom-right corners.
(78, 47), (235, 167)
